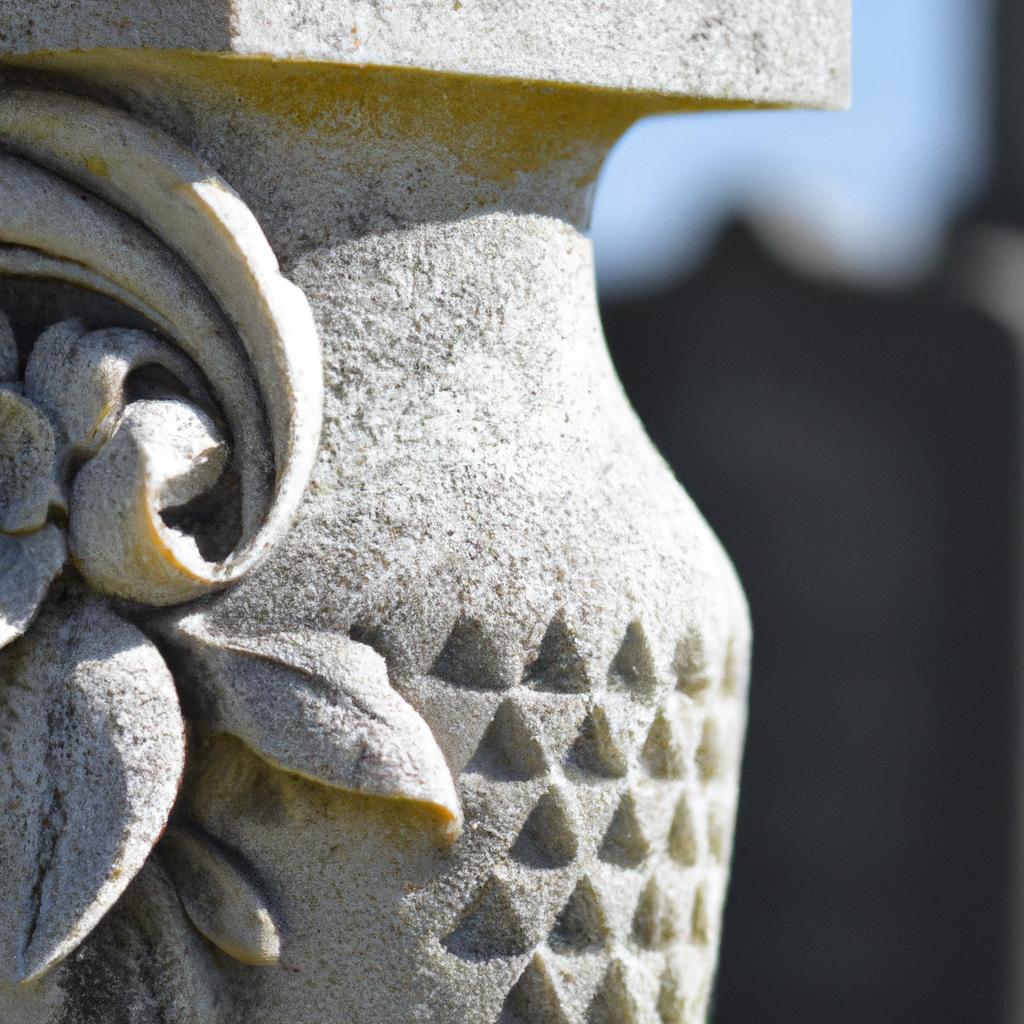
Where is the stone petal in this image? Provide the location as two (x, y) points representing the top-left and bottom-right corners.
(160, 825), (281, 966)
(0, 387), (63, 535)
(0, 311), (16, 382)
(0, 526), (66, 650)
(0, 594), (185, 983)
(24, 319), (212, 459)
(165, 616), (463, 834)
(69, 398), (228, 607)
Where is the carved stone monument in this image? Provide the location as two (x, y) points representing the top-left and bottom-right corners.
(0, 4), (849, 1022)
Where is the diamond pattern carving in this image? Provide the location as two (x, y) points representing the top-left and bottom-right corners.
(429, 610), (740, 1023)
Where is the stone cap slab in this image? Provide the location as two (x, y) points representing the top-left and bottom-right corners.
(2, 0), (849, 108)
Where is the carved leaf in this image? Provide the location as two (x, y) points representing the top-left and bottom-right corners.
(166, 617), (462, 832)
(61, 858), (221, 1023)
(0, 386), (63, 535)
(160, 825), (281, 967)
(0, 594), (185, 983)
(0, 527), (66, 651)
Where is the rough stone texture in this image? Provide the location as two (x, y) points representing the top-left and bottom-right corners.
(0, 0), (850, 108)
(0, 7), (848, 1018)
(0, 593), (185, 985)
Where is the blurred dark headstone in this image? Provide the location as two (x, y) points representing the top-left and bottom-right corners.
(987, 0), (1024, 228)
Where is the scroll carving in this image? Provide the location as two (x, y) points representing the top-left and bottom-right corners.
(0, 90), (461, 990)
(0, 87), (322, 605)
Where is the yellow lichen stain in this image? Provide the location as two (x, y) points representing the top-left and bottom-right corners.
(0, 49), (786, 186)
(186, 732), (459, 847)
(86, 399), (115, 447)
(83, 154), (109, 177)
(134, 493), (208, 587)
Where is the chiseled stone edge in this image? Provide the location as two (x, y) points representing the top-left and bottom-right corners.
(0, 0), (850, 108)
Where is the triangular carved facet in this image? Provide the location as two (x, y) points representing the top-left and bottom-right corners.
(442, 876), (533, 961)
(598, 793), (649, 869)
(640, 710), (685, 780)
(432, 618), (512, 691)
(674, 629), (712, 698)
(608, 620), (658, 699)
(525, 613), (590, 694)
(696, 719), (723, 783)
(586, 960), (639, 1024)
(668, 797), (698, 867)
(631, 878), (676, 950)
(707, 802), (730, 864)
(510, 787), (578, 869)
(566, 706), (628, 779)
(722, 636), (745, 697)
(466, 699), (548, 782)
(657, 969), (685, 1024)
(548, 876), (609, 954)
(499, 954), (570, 1024)
(691, 885), (711, 946)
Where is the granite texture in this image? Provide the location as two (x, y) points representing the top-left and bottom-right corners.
(0, 0), (850, 107)
(0, 3), (849, 1018)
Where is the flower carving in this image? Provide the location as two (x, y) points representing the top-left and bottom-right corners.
(1, 314), (229, 636)
(0, 88), (461, 992)
(0, 312), (460, 985)
(0, 309), (461, 985)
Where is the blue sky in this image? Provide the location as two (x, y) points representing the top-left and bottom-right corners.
(592, 0), (993, 297)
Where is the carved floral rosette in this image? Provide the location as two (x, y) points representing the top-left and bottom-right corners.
(0, 89), (462, 996)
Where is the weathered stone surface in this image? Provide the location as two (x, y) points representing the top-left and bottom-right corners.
(0, 70), (752, 1022)
(0, 1), (849, 1017)
(0, 595), (184, 984)
(0, 528), (66, 650)
(1, 0), (849, 107)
